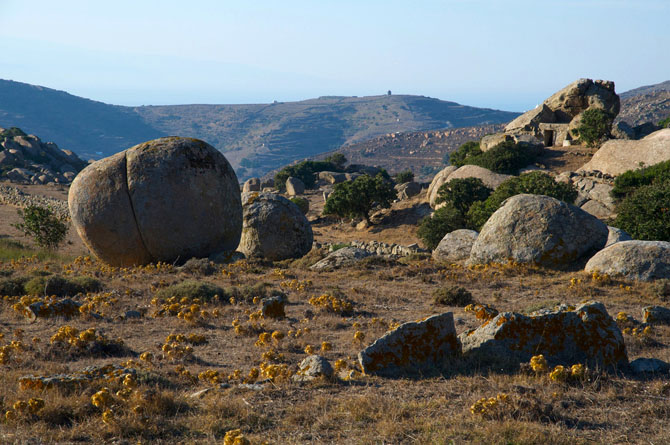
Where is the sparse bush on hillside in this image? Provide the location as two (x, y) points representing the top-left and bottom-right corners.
(449, 140), (539, 175)
(324, 153), (347, 170)
(433, 286), (474, 306)
(467, 172), (578, 230)
(0, 126), (27, 142)
(323, 173), (395, 223)
(11, 205), (69, 250)
(24, 274), (101, 297)
(417, 204), (467, 250)
(658, 116), (670, 128)
(275, 159), (343, 191)
(614, 180), (670, 241)
(573, 108), (614, 147)
(611, 160), (670, 199)
(289, 197), (310, 214)
(435, 177), (492, 216)
(393, 170), (414, 184)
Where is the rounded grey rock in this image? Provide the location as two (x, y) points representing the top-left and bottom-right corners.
(585, 240), (670, 282)
(433, 229), (478, 262)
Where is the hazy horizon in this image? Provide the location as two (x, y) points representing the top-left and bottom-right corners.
(1, 0), (668, 112)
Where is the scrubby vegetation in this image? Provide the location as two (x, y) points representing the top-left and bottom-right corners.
(12, 205), (69, 250)
(611, 160), (670, 199)
(274, 156), (348, 191)
(658, 115), (670, 128)
(573, 108), (614, 147)
(448, 140), (540, 175)
(289, 197), (309, 215)
(323, 173), (395, 223)
(393, 169), (414, 184)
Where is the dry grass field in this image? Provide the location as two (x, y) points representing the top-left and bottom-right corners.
(1, 183), (669, 444)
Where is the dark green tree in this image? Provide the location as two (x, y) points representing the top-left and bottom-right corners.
(12, 205), (69, 250)
(323, 173), (395, 223)
(417, 204), (467, 250)
(573, 108), (614, 147)
(393, 170), (414, 184)
(614, 180), (670, 241)
(435, 177), (492, 216)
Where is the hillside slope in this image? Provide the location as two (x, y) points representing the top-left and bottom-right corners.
(617, 80), (670, 127)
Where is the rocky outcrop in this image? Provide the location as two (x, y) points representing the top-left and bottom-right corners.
(0, 127), (87, 184)
(579, 129), (670, 177)
(318, 171), (347, 184)
(358, 312), (459, 377)
(237, 192), (313, 261)
(585, 240), (670, 282)
(468, 194), (608, 268)
(642, 306), (670, 325)
(68, 137), (242, 267)
(310, 247), (371, 271)
(242, 177), (261, 193)
(395, 181), (421, 200)
(348, 240), (427, 257)
(460, 302), (627, 369)
(446, 165), (512, 190)
(556, 170), (616, 219)
(432, 229), (478, 262)
(286, 177), (305, 195)
(427, 166), (457, 208)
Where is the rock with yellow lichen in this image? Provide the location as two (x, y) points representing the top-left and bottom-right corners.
(358, 312), (459, 377)
(460, 301), (627, 370)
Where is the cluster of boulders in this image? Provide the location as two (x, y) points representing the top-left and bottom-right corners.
(0, 184), (70, 220)
(0, 127), (87, 184)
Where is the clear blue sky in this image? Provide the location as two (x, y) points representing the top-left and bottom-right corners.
(0, 0), (668, 111)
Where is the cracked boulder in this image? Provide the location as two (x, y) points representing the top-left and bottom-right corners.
(69, 137), (242, 266)
(358, 312), (460, 377)
(460, 302), (627, 369)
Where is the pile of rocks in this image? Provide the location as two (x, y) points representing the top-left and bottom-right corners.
(348, 239), (427, 257)
(0, 185), (70, 219)
(0, 127), (87, 184)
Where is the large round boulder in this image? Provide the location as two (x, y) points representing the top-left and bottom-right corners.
(585, 240), (670, 282)
(432, 229), (478, 262)
(69, 137), (242, 266)
(237, 192), (313, 261)
(446, 165), (512, 189)
(468, 194), (608, 267)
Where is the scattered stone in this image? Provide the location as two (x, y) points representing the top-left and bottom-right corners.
(242, 177), (261, 193)
(629, 358), (670, 375)
(642, 306), (670, 325)
(69, 137), (242, 267)
(460, 302), (627, 369)
(606, 226), (632, 247)
(237, 192), (313, 261)
(468, 194), (608, 268)
(310, 247), (371, 271)
(285, 176), (305, 195)
(585, 240), (670, 282)
(432, 229), (478, 262)
(580, 199), (613, 219)
(292, 355), (334, 381)
(189, 387), (215, 399)
(0, 185), (70, 220)
(358, 312), (459, 377)
(261, 295), (287, 319)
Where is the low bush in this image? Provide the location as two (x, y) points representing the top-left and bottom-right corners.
(155, 280), (225, 302)
(449, 140), (539, 175)
(289, 197), (309, 215)
(417, 204), (467, 250)
(393, 170), (414, 184)
(614, 180), (670, 241)
(432, 286), (473, 306)
(24, 275), (101, 297)
(611, 160), (670, 199)
(573, 108), (614, 147)
(467, 172), (577, 229)
(12, 205), (69, 250)
(0, 276), (30, 297)
(323, 173), (395, 223)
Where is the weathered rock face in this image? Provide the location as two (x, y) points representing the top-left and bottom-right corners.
(242, 177), (261, 193)
(237, 192), (313, 261)
(310, 247), (371, 271)
(427, 166), (457, 208)
(643, 306), (670, 325)
(579, 129), (670, 177)
(69, 137), (242, 267)
(585, 240), (670, 282)
(433, 229), (478, 262)
(293, 355), (334, 381)
(505, 104), (557, 134)
(460, 302), (627, 369)
(606, 226), (632, 248)
(395, 181), (422, 200)
(318, 171), (347, 184)
(446, 165), (512, 190)
(358, 313), (460, 377)
(468, 194), (608, 267)
(285, 176), (305, 195)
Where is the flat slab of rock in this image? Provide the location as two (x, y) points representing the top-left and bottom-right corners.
(358, 312), (459, 377)
(433, 229), (478, 262)
(579, 129), (670, 177)
(643, 306), (670, 325)
(585, 240), (670, 282)
(238, 192), (313, 261)
(460, 302), (627, 369)
(468, 194), (608, 268)
(310, 247), (371, 271)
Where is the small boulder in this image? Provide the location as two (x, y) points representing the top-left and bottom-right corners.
(585, 240), (670, 282)
(318, 171), (347, 184)
(460, 302), (627, 369)
(238, 192), (313, 261)
(395, 181), (422, 200)
(310, 247), (371, 271)
(480, 133), (513, 152)
(629, 358), (670, 375)
(286, 177), (305, 195)
(243, 177), (261, 193)
(642, 306), (670, 325)
(293, 355), (334, 381)
(432, 229), (478, 262)
(468, 194), (608, 268)
(606, 226), (632, 248)
(358, 312), (459, 377)
(261, 295), (287, 319)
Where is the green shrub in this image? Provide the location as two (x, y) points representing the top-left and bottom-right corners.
(393, 170), (414, 184)
(12, 205), (69, 249)
(613, 180), (670, 241)
(274, 159), (343, 191)
(155, 280), (225, 302)
(417, 204), (467, 250)
(323, 173), (395, 223)
(467, 172), (578, 229)
(658, 116), (670, 129)
(324, 153), (347, 170)
(330, 243), (350, 252)
(432, 286), (473, 306)
(0, 276), (30, 297)
(24, 274), (101, 297)
(611, 160), (670, 199)
(289, 197), (310, 215)
(573, 108), (614, 147)
(435, 177), (492, 215)
(449, 140), (539, 175)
